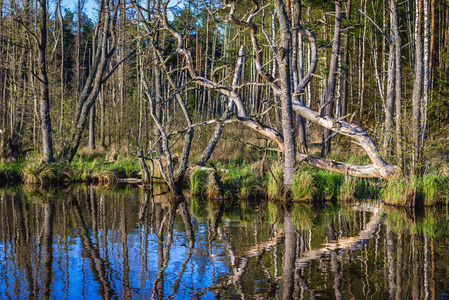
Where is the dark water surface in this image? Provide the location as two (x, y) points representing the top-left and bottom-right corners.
(1, 185), (449, 299)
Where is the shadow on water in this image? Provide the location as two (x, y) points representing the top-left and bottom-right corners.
(1, 185), (449, 299)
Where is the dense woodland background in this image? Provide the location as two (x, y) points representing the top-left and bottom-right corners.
(0, 0), (448, 195)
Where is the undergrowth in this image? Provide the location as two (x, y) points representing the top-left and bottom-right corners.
(1, 149), (140, 187)
(1, 144), (448, 207)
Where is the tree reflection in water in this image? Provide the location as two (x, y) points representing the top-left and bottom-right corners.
(0, 186), (448, 299)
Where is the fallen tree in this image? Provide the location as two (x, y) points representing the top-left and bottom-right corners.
(131, 0), (399, 197)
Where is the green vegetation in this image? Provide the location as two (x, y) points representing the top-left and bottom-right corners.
(188, 160), (381, 202)
(0, 148), (141, 187)
(0, 160), (22, 186)
(291, 171), (315, 201)
(422, 174), (449, 206)
(1, 146), (448, 207)
(266, 164), (283, 199)
(380, 176), (422, 206)
(190, 169), (209, 196)
(380, 174), (449, 206)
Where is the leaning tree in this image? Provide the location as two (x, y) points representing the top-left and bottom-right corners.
(132, 0), (399, 197)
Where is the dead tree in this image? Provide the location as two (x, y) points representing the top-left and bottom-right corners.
(60, 0), (134, 162)
(15, 0), (54, 163)
(321, 0), (342, 157)
(132, 0), (399, 197)
(226, 1), (399, 180)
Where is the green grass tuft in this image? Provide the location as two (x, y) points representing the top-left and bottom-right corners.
(265, 164), (283, 199)
(313, 171), (343, 200)
(422, 174), (449, 206)
(291, 170), (315, 201)
(190, 168), (209, 195)
(380, 176), (422, 206)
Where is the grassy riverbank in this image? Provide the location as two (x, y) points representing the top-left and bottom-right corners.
(189, 159), (449, 205)
(189, 162), (380, 201)
(0, 148), (140, 187)
(2, 144), (449, 206)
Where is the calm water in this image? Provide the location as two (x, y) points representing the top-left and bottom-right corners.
(1, 185), (449, 299)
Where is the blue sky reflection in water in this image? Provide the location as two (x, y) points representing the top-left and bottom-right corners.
(1, 186), (449, 299)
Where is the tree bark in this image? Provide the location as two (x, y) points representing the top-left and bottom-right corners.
(38, 0), (54, 163)
(412, 0), (423, 174)
(76, 0), (82, 104)
(391, 0), (403, 168)
(274, 0), (296, 195)
(422, 0), (430, 150)
(322, 0), (342, 157)
(89, 104), (96, 150)
(292, 0), (307, 154)
(152, 34), (163, 156)
(340, 0), (352, 121)
(384, 10), (396, 155)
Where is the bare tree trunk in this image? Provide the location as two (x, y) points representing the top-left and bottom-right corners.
(100, 86), (105, 147)
(429, 0), (435, 85)
(275, 0), (296, 195)
(383, 11), (396, 155)
(359, 0), (367, 122)
(38, 0), (54, 163)
(152, 36), (163, 156)
(340, 0), (352, 120)
(137, 149), (151, 187)
(89, 104), (96, 150)
(197, 48), (245, 166)
(292, 0), (307, 154)
(322, 0), (342, 157)
(412, 0), (423, 174)
(422, 0), (430, 149)
(76, 0), (82, 104)
(391, 0), (403, 168)
(61, 0), (134, 162)
(56, 0), (64, 141)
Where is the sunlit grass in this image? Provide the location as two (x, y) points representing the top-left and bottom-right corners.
(291, 170), (315, 201)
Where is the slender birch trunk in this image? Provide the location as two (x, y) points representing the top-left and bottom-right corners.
(322, 0), (342, 156)
(391, 0), (403, 168)
(383, 10), (396, 155)
(412, 0), (423, 174)
(422, 0), (429, 149)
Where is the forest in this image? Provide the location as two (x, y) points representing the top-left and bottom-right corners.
(1, 0), (449, 205)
